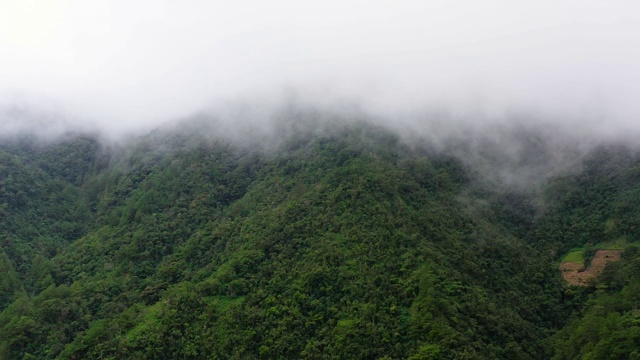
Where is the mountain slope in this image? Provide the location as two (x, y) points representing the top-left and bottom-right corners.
(0, 115), (637, 359)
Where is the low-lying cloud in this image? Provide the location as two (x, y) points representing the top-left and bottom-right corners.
(1, 1), (639, 140)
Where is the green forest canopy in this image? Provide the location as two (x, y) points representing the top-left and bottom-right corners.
(1, 115), (640, 359)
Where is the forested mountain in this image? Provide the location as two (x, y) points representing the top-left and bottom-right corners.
(1, 112), (639, 359)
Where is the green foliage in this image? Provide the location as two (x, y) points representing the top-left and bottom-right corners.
(562, 248), (585, 264)
(533, 145), (640, 358)
(0, 252), (23, 309)
(3, 117), (640, 358)
(550, 252), (640, 359)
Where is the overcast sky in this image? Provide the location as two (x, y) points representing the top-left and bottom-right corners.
(1, 1), (639, 137)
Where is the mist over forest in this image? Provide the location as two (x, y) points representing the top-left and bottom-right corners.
(2, 1), (640, 359)
(0, 94), (628, 194)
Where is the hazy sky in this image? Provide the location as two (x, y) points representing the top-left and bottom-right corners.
(1, 1), (639, 137)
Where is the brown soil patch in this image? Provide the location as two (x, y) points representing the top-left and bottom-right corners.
(560, 249), (622, 286)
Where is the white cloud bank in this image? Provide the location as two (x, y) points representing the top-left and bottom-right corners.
(1, 1), (639, 137)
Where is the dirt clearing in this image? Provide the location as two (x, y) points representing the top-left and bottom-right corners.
(560, 249), (622, 286)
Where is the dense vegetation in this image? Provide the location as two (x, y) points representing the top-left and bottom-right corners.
(0, 113), (639, 359)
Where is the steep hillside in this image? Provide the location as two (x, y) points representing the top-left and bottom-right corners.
(527, 145), (640, 359)
(0, 135), (103, 305)
(0, 115), (638, 359)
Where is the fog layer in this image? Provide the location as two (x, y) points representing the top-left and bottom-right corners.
(1, 1), (639, 139)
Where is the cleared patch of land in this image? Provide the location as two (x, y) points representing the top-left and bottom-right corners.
(560, 249), (622, 286)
